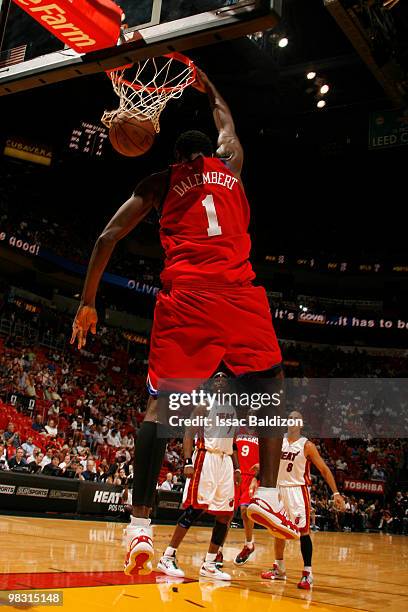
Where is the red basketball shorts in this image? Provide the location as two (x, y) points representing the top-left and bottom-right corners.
(235, 473), (257, 508)
(147, 284), (281, 394)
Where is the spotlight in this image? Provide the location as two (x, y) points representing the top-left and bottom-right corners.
(317, 100), (326, 109)
(320, 84), (330, 95)
(306, 71), (316, 80)
(278, 37), (289, 48)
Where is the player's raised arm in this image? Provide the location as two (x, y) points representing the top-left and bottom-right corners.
(305, 441), (346, 511)
(70, 172), (166, 349)
(194, 68), (243, 177)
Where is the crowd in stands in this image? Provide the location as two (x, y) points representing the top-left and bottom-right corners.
(0, 296), (407, 532)
(310, 486), (408, 535)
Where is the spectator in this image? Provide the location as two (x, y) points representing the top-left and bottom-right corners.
(21, 436), (36, 458)
(0, 444), (9, 471)
(28, 452), (44, 473)
(42, 456), (61, 477)
(40, 448), (54, 468)
(8, 447), (28, 472)
(71, 415), (84, 432)
(45, 418), (58, 438)
(48, 400), (60, 419)
(82, 458), (98, 481)
(160, 472), (173, 491)
(121, 432), (134, 450)
(32, 414), (47, 435)
(107, 428), (122, 448)
(3, 423), (21, 449)
(335, 457), (347, 485)
(74, 463), (85, 480)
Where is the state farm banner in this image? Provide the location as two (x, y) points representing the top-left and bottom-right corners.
(343, 479), (385, 495)
(13, 0), (123, 53)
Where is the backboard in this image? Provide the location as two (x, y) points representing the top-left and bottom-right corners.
(0, 0), (282, 95)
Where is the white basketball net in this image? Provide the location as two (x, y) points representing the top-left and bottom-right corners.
(101, 53), (196, 133)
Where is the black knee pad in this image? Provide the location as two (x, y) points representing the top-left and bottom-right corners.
(211, 520), (229, 547)
(177, 506), (203, 529)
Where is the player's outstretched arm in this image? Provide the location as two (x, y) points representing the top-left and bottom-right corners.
(71, 173), (165, 349)
(305, 441), (346, 511)
(194, 68), (243, 177)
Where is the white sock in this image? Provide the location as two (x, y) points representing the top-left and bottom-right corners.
(218, 546), (223, 553)
(245, 540), (254, 548)
(164, 546), (177, 557)
(275, 559), (285, 571)
(205, 552), (217, 563)
(257, 486), (280, 508)
(304, 566), (312, 575)
(130, 516), (151, 528)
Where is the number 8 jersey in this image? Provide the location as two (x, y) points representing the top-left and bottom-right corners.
(278, 436), (311, 486)
(160, 156), (255, 286)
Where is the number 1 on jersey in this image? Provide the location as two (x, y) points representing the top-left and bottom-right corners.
(202, 195), (222, 237)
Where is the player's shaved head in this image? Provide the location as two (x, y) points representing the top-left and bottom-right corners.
(174, 130), (213, 161)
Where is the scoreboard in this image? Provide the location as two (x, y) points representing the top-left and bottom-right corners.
(69, 121), (108, 157)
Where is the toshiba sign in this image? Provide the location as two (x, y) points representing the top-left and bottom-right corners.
(343, 479), (385, 495)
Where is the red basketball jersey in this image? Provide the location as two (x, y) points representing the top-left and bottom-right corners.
(236, 434), (259, 475)
(159, 156), (255, 286)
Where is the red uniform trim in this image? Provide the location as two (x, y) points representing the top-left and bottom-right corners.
(300, 485), (311, 534)
(303, 459), (311, 486)
(183, 449), (206, 508)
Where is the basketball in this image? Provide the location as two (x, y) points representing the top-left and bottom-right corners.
(109, 112), (156, 157)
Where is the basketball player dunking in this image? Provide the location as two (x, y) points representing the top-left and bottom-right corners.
(259, 411), (345, 589)
(71, 68), (299, 576)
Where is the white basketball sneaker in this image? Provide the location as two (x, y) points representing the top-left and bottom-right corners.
(247, 492), (299, 540)
(199, 561), (231, 581)
(124, 526), (154, 576)
(157, 553), (185, 577)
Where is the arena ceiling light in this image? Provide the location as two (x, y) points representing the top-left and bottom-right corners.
(320, 84), (330, 95)
(306, 71), (316, 80)
(278, 36), (289, 48)
(317, 100), (326, 109)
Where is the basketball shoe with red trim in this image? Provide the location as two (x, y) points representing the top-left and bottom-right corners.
(247, 496), (299, 540)
(234, 544), (255, 565)
(215, 551), (224, 569)
(200, 562), (231, 581)
(261, 564), (287, 581)
(124, 527), (154, 576)
(297, 570), (313, 590)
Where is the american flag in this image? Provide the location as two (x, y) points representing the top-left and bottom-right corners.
(0, 44), (27, 69)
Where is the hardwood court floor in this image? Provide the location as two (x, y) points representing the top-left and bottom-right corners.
(0, 516), (407, 612)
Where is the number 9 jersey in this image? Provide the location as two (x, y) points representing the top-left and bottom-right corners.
(159, 156), (255, 287)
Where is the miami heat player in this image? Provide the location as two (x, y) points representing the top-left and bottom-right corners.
(71, 68), (299, 576)
(260, 411), (345, 589)
(157, 372), (240, 581)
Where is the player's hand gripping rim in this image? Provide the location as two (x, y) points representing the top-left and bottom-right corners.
(70, 304), (98, 349)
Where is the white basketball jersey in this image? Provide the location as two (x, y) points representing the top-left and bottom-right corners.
(200, 401), (236, 455)
(278, 435), (311, 486)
